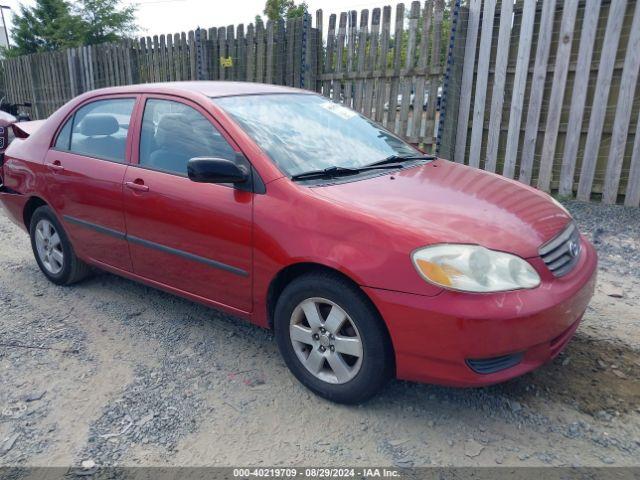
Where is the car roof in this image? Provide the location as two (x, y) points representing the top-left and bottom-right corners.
(87, 81), (313, 98)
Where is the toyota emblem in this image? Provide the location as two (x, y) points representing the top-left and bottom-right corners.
(568, 240), (580, 258)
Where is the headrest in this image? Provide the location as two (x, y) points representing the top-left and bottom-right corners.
(154, 114), (190, 147)
(79, 114), (119, 136)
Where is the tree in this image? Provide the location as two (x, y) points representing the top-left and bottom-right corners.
(77, 0), (136, 45)
(7, 0), (137, 56)
(9, 0), (86, 55)
(284, 1), (307, 19)
(263, 0), (308, 22)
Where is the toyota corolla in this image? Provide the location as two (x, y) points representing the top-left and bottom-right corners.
(0, 82), (597, 403)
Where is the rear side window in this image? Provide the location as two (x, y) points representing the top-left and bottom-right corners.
(63, 98), (135, 163)
(138, 99), (236, 176)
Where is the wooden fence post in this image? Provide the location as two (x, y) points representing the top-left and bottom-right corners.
(602, 0), (640, 204)
(314, 10), (323, 93)
(28, 56), (40, 119)
(625, 116), (640, 207)
(484, 0), (514, 173)
(385, 4), (404, 128)
(412, 1), (432, 141)
(67, 49), (77, 98)
(398, 2), (419, 137)
(265, 21), (274, 84)
(577, 0), (628, 201)
(363, 8), (380, 117)
(468, 0), (496, 168)
(501, 0), (536, 178)
(438, 1), (466, 160)
(519, 0), (557, 184)
(374, 6), (391, 123)
(323, 14), (336, 97)
(559, 0), (601, 197)
(453, 0), (480, 163)
(537, 0), (579, 192)
(195, 28), (206, 81)
(334, 12), (348, 102)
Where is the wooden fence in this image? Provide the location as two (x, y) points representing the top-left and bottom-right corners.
(4, 0), (446, 148)
(1, 1), (446, 150)
(320, 0), (445, 148)
(1, 17), (321, 119)
(2, 0), (640, 205)
(444, 0), (640, 206)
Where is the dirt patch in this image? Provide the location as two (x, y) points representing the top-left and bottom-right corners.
(503, 334), (640, 416)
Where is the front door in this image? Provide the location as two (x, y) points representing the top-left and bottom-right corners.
(123, 96), (253, 312)
(43, 96), (137, 272)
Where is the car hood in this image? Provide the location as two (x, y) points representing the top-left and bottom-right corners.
(311, 159), (572, 259)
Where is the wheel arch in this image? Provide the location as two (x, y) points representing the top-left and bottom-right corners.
(268, 263), (345, 328)
(266, 261), (397, 382)
(266, 263), (394, 352)
(23, 196), (48, 230)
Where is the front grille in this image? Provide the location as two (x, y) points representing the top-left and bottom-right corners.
(466, 352), (524, 374)
(539, 222), (581, 277)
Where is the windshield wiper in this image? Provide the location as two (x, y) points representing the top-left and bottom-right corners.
(290, 163), (404, 181)
(366, 154), (435, 168)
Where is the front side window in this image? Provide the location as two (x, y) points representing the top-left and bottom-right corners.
(68, 98), (135, 163)
(139, 99), (236, 176)
(213, 94), (419, 177)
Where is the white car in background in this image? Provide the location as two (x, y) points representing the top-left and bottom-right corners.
(384, 87), (443, 111)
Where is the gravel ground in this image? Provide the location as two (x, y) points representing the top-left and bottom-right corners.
(0, 199), (639, 468)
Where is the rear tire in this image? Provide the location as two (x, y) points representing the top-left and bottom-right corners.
(29, 206), (92, 285)
(274, 271), (394, 404)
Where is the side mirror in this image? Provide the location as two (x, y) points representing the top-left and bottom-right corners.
(187, 157), (249, 184)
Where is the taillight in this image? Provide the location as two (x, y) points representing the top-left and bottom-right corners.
(0, 117), (15, 186)
(0, 111), (18, 186)
(0, 125), (6, 185)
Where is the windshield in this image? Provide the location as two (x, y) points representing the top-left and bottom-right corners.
(212, 94), (419, 177)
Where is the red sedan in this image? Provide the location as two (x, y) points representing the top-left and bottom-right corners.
(0, 82), (597, 403)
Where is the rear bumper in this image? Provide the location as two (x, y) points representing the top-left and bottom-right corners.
(364, 237), (597, 387)
(0, 186), (28, 230)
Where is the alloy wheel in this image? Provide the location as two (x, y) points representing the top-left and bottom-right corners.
(34, 219), (64, 275)
(289, 297), (363, 384)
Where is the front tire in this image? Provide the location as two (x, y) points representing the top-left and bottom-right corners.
(274, 272), (394, 404)
(29, 206), (92, 285)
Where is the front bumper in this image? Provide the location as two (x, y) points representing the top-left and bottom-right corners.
(364, 236), (598, 387)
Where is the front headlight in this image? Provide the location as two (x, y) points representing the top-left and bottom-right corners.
(412, 244), (541, 293)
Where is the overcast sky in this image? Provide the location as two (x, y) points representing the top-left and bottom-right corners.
(1, 0), (403, 40)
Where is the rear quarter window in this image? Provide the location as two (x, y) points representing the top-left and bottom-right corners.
(54, 117), (72, 150)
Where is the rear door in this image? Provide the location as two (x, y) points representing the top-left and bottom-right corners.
(43, 95), (137, 271)
(123, 95), (253, 312)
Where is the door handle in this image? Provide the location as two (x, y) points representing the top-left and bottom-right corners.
(125, 180), (149, 192)
(46, 161), (64, 172)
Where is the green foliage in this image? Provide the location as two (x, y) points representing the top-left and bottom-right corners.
(8, 0), (85, 56)
(262, 0), (308, 22)
(285, 2), (307, 19)
(7, 0), (137, 56)
(78, 0), (136, 45)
